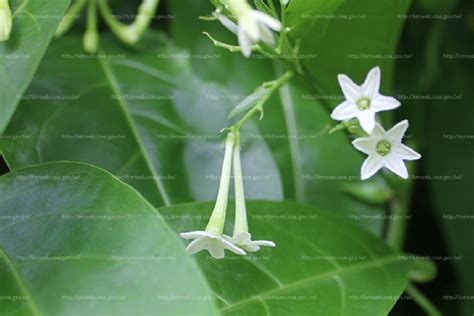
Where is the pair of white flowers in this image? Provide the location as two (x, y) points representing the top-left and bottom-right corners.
(331, 67), (421, 180)
(181, 130), (275, 259)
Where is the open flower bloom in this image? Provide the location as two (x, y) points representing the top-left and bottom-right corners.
(226, 136), (276, 252)
(331, 67), (401, 134)
(352, 120), (421, 180)
(0, 0), (12, 41)
(216, 0), (281, 57)
(181, 231), (245, 259)
(180, 131), (245, 259)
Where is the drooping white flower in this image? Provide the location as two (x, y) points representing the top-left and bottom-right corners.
(180, 131), (245, 259)
(0, 0), (12, 42)
(331, 66), (401, 134)
(216, 0), (281, 57)
(227, 135), (276, 252)
(224, 231), (275, 252)
(352, 120), (421, 180)
(181, 231), (245, 259)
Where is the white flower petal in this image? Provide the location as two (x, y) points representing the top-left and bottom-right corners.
(385, 155), (409, 179)
(338, 74), (361, 103)
(258, 23), (275, 45)
(251, 10), (282, 31)
(357, 110), (376, 134)
(361, 155), (384, 180)
(214, 11), (238, 34)
(331, 101), (359, 121)
(232, 232), (252, 245)
(371, 95), (401, 113)
(361, 66), (380, 98)
(371, 122), (387, 139)
(208, 241), (225, 259)
(392, 143), (421, 160)
(387, 120), (409, 143)
(185, 238), (208, 254)
(222, 238), (246, 256)
(251, 240), (276, 248)
(180, 231), (209, 239)
(352, 138), (375, 155)
(238, 26), (253, 57)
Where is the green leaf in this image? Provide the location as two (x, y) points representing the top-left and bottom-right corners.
(0, 247), (39, 315)
(0, 34), (283, 208)
(286, 0), (411, 98)
(0, 0), (71, 133)
(161, 200), (409, 315)
(0, 161), (217, 315)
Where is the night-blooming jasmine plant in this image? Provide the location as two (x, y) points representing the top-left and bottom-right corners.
(217, 0), (282, 57)
(0, 0), (12, 42)
(180, 131), (245, 259)
(352, 120), (421, 180)
(331, 66), (401, 134)
(224, 131), (276, 251)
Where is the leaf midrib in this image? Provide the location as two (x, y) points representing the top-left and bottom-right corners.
(98, 54), (172, 206)
(0, 247), (42, 316)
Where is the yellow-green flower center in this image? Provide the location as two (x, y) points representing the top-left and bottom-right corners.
(357, 97), (371, 110)
(376, 140), (392, 156)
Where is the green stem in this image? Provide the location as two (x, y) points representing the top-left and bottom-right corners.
(406, 283), (442, 316)
(83, 0), (99, 54)
(386, 198), (407, 251)
(55, 0), (87, 37)
(233, 71), (293, 130)
(385, 173), (413, 251)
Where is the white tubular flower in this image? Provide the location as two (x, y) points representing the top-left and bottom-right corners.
(352, 120), (421, 180)
(217, 0), (281, 57)
(0, 0), (12, 42)
(225, 133), (276, 252)
(331, 66), (401, 134)
(180, 131), (245, 259)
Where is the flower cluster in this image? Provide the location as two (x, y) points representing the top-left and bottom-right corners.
(55, 0), (159, 53)
(331, 67), (421, 180)
(181, 129), (275, 259)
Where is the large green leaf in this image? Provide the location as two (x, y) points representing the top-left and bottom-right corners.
(161, 200), (409, 315)
(0, 0), (71, 133)
(0, 162), (217, 315)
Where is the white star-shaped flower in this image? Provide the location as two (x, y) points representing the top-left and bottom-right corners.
(224, 232), (275, 252)
(352, 120), (421, 180)
(215, 9), (281, 57)
(180, 231), (246, 259)
(331, 66), (401, 133)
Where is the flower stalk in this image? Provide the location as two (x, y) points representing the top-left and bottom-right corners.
(56, 0), (87, 38)
(98, 0), (158, 45)
(83, 0), (99, 54)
